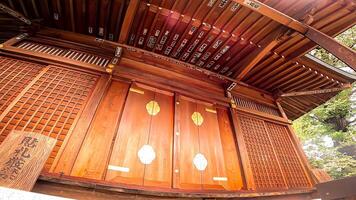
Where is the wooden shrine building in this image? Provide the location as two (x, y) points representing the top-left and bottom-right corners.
(0, 0), (355, 199)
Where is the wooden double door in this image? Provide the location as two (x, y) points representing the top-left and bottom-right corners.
(54, 81), (243, 190)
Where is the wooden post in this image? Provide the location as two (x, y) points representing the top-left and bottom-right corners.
(172, 93), (180, 188)
(229, 108), (255, 190)
(276, 99), (288, 120)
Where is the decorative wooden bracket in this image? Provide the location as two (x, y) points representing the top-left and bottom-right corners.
(106, 46), (123, 74)
(226, 91), (237, 109)
(232, 0), (356, 71)
(226, 82), (238, 91)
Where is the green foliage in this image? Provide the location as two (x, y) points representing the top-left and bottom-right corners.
(293, 86), (356, 179)
(293, 26), (356, 179)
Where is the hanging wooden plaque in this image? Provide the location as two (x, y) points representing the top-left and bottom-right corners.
(0, 130), (56, 191)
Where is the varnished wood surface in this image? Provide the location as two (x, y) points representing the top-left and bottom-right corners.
(0, 131), (56, 191)
(71, 81), (129, 179)
(51, 75), (111, 175)
(0, 55), (318, 195)
(105, 85), (174, 188)
(36, 174), (316, 199)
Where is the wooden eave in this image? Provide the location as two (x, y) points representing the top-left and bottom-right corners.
(0, 0), (355, 121)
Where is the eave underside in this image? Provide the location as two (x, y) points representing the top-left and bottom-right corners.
(0, 0), (355, 120)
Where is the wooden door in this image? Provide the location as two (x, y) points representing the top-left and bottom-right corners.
(174, 96), (241, 190)
(105, 85), (174, 188)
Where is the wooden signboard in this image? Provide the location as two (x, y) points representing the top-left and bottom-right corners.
(0, 130), (56, 191)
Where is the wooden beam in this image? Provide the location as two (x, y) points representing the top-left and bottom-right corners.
(276, 100), (288, 120)
(280, 84), (351, 97)
(233, 26), (290, 81)
(118, 0), (140, 43)
(233, 0), (356, 71)
(0, 3), (31, 25)
(305, 27), (356, 71)
(232, 0), (307, 33)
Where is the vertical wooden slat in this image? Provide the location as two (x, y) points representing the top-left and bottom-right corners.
(230, 109), (255, 190)
(70, 81), (129, 180)
(216, 108), (244, 190)
(51, 75), (111, 174)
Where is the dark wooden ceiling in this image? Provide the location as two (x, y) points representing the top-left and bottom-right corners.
(1, 0), (129, 41)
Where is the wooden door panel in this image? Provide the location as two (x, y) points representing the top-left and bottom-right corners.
(105, 87), (154, 185)
(176, 98), (201, 190)
(143, 92), (174, 188)
(175, 97), (237, 190)
(198, 105), (226, 190)
(70, 81), (129, 180)
(216, 108), (243, 190)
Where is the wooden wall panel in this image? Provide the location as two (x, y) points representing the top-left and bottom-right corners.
(0, 64), (99, 172)
(0, 56), (44, 114)
(70, 81), (129, 180)
(236, 114), (287, 190)
(51, 75), (111, 175)
(105, 85), (173, 188)
(265, 122), (311, 188)
(235, 111), (313, 190)
(216, 108), (244, 190)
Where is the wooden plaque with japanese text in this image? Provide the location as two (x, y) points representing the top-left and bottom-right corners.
(0, 130), (56, 191)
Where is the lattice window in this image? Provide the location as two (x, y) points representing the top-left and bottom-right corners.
(234, 96), (280, 116)
(265, 122), (310, 188)
(0, 65), (99, 171)
(16, 41), (110, 67)
(0, 56), (44, 114)
(239, 115), (286, 189)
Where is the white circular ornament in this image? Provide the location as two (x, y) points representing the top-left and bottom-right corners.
(193, 153), (208, 171)
(138, 145), (156, 165)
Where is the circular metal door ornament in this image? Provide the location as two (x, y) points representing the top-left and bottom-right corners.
(193, 153), (208, 171)
(138, 145), (156, 165)
(191, 112), (204, 126)
(146, 100), (160, 116)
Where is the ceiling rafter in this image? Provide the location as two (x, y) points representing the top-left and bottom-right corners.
(0, 3), (31, 25)
(232, 26), (290, 81)
(233, 0), (356, 70)
(280, 84), (351, 97)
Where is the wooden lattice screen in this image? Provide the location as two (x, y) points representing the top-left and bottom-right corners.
(0, 56), (44, 114)
(265, 122), (311, 188)
(0, 57), (99, 171)
(234, 95), (280, 117)
(238, 115), (286, 189)
(237, 114), (311, 190)
(16, 41), (110, 67)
